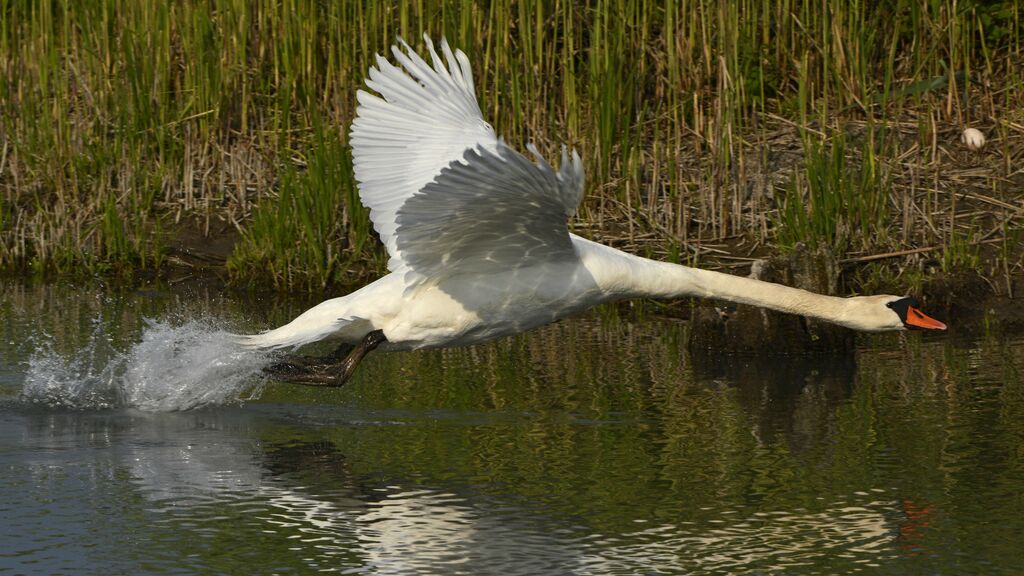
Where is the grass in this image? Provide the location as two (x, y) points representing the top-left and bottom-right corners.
(774, 133), (889, 255)
(0, 0), (1021, 292)
(227, 119), (375, 290)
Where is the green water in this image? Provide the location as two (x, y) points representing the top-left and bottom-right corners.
(1, 280), (1022, 574)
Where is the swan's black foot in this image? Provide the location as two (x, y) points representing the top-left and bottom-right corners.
(264, 343), (355, 377)
(263, 331), (386, 387)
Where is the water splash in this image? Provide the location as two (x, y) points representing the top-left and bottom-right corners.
(21, 332), (124, 411)
(21, 318), (268, 411)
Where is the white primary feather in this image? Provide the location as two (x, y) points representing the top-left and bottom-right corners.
(350, 34), (499, 275)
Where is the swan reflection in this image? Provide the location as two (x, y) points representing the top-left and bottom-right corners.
(1, 407), (907, 573)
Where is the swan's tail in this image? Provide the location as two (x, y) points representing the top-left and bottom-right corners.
(236, 318), (363, 350)
(234, 328), (304, 350)
(237, 277), (393, 350)
(235, 300), (369, 351)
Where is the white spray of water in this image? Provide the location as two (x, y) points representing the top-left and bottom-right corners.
(22, 335), (123, 411)
(21, 318), (270, 411)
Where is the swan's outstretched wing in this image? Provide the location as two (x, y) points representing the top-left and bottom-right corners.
(351, 34), (585, 282)
(395, 141), (584, 281)
(351, 34), (498, 271)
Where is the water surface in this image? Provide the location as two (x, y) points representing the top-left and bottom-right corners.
(1, 281), (1022, 574)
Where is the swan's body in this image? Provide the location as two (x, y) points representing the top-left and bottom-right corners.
(246, 234), (931, 352)
(244, 35), (945, 381)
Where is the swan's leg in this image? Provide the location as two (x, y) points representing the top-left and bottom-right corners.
(314, 329), (387, 387)
(263, 342), (355, 377)
(265, 330), (387, 387)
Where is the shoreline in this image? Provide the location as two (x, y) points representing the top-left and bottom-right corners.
(6, 222), (1018, 339)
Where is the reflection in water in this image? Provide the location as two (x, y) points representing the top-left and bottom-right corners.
(691, 351), (858, 454)
(591, 500), (896, 573)
(0, 406), (905, 574)
(2, 281), (1024, 573)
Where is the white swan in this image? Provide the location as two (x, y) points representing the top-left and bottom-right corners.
(244, 35), (946, 385)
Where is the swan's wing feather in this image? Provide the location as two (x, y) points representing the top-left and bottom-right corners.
(350, 34), (498, 271)
(395, 141), (585, 281)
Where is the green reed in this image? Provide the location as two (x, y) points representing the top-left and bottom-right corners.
(228, 120), (370, 290)
(775, 132), (888, 254)
(0, 0), (1019, 287)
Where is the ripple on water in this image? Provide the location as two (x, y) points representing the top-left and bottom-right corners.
(576, 497), (900, 574)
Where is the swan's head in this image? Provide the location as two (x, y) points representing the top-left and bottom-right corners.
(846, 295), (947, 332)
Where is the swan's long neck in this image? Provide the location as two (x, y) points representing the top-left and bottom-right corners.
(576, 236), (855, 327)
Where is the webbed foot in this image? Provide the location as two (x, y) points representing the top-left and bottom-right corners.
(263, 331), (386, 387)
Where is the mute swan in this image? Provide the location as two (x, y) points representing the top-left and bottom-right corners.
(244, 34), (946, 386)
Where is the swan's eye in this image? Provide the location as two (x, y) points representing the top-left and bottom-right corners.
(886, 301), (896, 309)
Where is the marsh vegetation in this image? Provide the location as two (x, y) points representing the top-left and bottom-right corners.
(1, 1), (1021, 295)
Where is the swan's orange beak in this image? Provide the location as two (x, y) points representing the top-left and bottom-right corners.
(905, 305), (947, 330)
